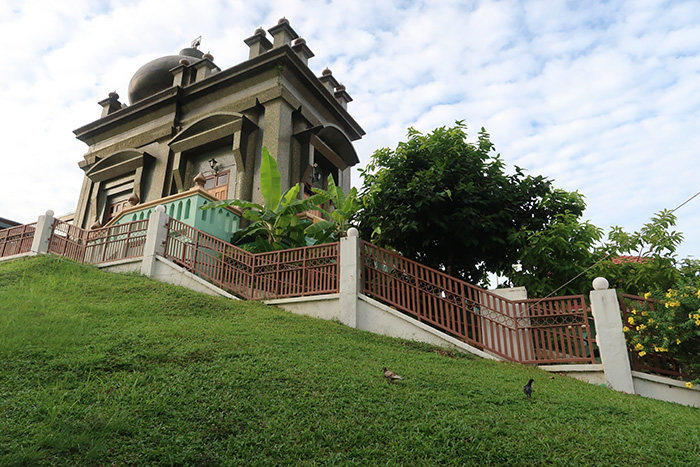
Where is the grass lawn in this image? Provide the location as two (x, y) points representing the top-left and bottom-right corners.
(1, 255), (699, 466)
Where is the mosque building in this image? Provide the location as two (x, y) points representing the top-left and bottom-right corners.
(72, 18), (364, 240)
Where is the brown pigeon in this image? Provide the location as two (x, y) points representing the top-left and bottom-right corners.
(383, 366), (403, 384)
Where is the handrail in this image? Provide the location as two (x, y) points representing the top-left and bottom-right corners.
(48, 218), (149, 264)
(362, 241), (596, 364)
(4, 215), (597, 366)
(0, 223), (37, 258)
(164, 218), (339, 300)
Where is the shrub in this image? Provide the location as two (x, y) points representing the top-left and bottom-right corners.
(624, 287), (700, 386)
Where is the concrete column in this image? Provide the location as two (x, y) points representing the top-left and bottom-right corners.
(291, 38), (314, 66)
(140, 205), (170, 277)
(260, 98), (294, 193)
(589, 277), (636, 394)
(98, 92), (122, 118)
(268, 18), (299, 49)
(334, 84), (352, 110)
(244, 28), (272, 59)
(30, 210), (55, 254)
(339, 228), (362, 328)
(319, 68), (339, 93)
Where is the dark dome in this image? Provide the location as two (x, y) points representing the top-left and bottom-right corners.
(127, 48), (206, 104)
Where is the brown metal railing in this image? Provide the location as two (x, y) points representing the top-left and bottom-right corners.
(0, 223), (36, 258)
(251, 243), (339, 299)
(516, 296), (595, 364)
(49, 219), (149, 264)
(5, 215), (596, 366)
(362, 241), (597, 364)
(619, 293), (690, 378)
(84, 220), (149, 263)
(164, 218), (339, 300)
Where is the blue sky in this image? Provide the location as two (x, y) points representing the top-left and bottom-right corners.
(1, 0), (699, 261)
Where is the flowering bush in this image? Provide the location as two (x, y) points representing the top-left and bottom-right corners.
(623, 287), (700, 386)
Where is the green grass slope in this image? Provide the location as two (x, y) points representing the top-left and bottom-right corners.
(1, 255), (699, 466)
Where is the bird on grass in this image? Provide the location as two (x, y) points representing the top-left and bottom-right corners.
(524, 378), (534, 399)
(383, 366), (403, 384)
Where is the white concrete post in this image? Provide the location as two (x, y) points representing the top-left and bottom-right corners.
(140, 205), (170, 277)
(339, 228), (362, 328)
(30, 209), (55, 254)
(589, 277), (636, 394)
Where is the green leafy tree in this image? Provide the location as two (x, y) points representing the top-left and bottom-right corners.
(506, 190), (603, 297)
(587, 210), (683, 295)
(357, 122), (583, 287)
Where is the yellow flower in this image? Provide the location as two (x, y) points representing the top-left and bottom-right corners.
(641, 311), (648, 316)
(677, 338), (682, 345)
(631, 309), (637, 315)
(668, 326), (674, 330)
(638, 324), (646, 330)
(665, 300), (680, 308)
(639, 351), (647, 357)
(648, 318), (654, 324)
(686, 382), (694, 389)
(623, 326), (630, 332)
(628, 317), (635, 325)
(635, 343), (644, 351)
(644, 292), (652, 299)
(696, 289), (700, 299)
(659, 347), (668, 352)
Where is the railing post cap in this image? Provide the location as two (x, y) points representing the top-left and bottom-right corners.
(155, 205), (166, 213)
(347, 227), (359, 237)
(592, 277), (609, 290)
(45, 209), (54, 217)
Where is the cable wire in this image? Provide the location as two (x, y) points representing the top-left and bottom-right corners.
(534, 188), (700, 305)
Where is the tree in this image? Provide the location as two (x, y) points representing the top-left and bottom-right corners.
(586, 210), (683, 295)
(357, 122), (584, 287)
(505, 190), (603, 297)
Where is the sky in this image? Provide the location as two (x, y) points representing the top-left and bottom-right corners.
(1, 0), (699, 260)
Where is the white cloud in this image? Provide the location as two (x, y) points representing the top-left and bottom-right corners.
(1, 0), (699, 263)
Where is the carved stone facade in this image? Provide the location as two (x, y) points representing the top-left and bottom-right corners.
(73, 19), (364, 229)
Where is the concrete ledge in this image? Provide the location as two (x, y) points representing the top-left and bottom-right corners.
(632, 371), (700, 407)
(0, 251), (36, 263)
(268, 292), (501, 360)
(539, 364), (606, 385)
(357, 294), (501, 360)
(97, 257), (142, 274)
(267, 294), (340, 321)
(143, 256), (239, 299)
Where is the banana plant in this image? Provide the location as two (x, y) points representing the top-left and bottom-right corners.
(304, 174), (361, 243)
(201, 147), (330, 252)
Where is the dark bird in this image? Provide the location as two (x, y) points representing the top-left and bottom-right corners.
(524, 378), (534, 399)
(383, 366), (403, 384)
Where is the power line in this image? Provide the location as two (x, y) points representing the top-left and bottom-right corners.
(535, 188), (700, 304)
(671, 189), (700, 213)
